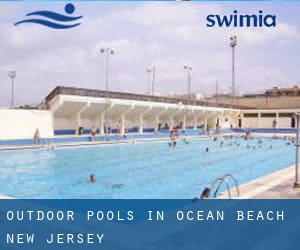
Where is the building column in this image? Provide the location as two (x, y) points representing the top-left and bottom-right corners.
(121, 113), (125, 135)
(154, 107), (168, 132)
(119, 105), (134, 135)
(51, 97), (64, 135)
(204, 116), (208, 131)
(138, 114), (144, 134)
(76, 113), (82, 134)
(138, 107), (152, 134)
(257, 112), (261, 128)
(216, 116), (220, 129)
(169, 116), (174, 130)
(193, 116), (198, 130)
(240, 113), (244, 128)
(155, 115), (160, 131)
(70, 102), (90, 135)
(99, 112), (105, 135)
(182, 115), (186, 130)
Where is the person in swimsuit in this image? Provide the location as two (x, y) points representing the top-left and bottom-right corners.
(90, 174), (96, 183)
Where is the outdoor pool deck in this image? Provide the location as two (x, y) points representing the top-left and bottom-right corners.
(220, 165), (300, 199)
(0, 128), (211, 150)
(0, 133), (210, 151)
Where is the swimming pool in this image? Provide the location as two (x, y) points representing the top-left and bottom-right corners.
(0, 136), (295, 198)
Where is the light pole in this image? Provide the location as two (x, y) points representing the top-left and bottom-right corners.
(294, 113), (300, 188)
(183, 65), (192, 102)
(230, 36), (237, 98)
(100, 47), (114, 93)
(8, 71), (16, 108)
(146, 66), (156, 95)
(183, 65), (192, 130)
(151, 66), (156, 96)
(100, 47), (114, 136)
(215, 80), (218, 103)
(146, 68), (152, 95)
(152, 66), (156, 96)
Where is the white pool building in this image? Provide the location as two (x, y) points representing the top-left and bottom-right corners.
(0, 86), (299, 141)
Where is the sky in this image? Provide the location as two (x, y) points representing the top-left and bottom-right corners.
(1, 1), (300, 107)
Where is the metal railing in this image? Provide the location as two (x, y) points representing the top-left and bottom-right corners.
(209, 173), (240, 198)
(45, 86), (251, 109)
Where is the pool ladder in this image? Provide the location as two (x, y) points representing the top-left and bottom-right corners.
(209, 173), (240, 199)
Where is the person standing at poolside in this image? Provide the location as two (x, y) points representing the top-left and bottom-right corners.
(91, 125), (97, 140)
(116, 121), (121, 135)
(272, 119), (277, 129)
(33, 128), (41, 145)
(170, 127), (175, 140)
(104, 122), (107, 134)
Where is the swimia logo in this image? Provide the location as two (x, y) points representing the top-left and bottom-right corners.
(206, 10), (276, 28)
(14, 3), (83, 29)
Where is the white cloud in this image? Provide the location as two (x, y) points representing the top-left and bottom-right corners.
(0, 2), (300, 106)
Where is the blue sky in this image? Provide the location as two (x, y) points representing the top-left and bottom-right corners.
(0, 1), (300, 106)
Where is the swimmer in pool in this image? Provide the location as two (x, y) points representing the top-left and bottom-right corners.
(90, 174), (96, 183)
(78, 174), (96, 184)
(200, 187), (211, 199)
(106, 184), (124, 189)
(205, 147), (209, 153)
(182, 138), (190, 144)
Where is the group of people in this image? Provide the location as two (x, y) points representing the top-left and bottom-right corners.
(210, 131), (298, 154)
(82, 121), (127, 140)
(211, 134), (275, 151)
(168, 128), (191, 148)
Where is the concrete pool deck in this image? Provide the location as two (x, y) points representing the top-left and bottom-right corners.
(0, 134), (215, 151)
(219, 165), (300, 199)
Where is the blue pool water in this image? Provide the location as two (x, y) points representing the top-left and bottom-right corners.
(0, 137), (295, 199)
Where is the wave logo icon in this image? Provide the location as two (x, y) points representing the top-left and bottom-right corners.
(14, 3), (82, 29)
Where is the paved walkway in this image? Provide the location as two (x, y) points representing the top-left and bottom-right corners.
(0, 134), (211, 151)
(220, 166), (300, 199)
